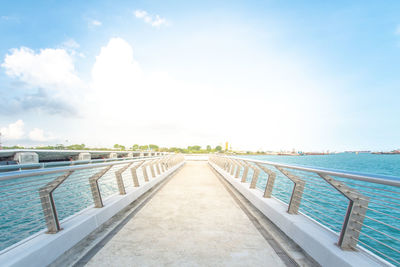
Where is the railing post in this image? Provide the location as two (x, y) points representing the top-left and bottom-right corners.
(223, 158), (229, 171)
(160, 157), (166, 172)
(216, 157), (222, 168)
(220, 157), (225, 169)
(39, 171), (74, 233)
(318, 174), (370, 250)
(275, 167), (305, 214)
(130, 161), (145, 187)
(166, 155), (172, 169)
(229, 159), (236, 176)
(255, 163), (276, 198)
(89, 165), (113, 208)
(115, 162), (134, 195)
(234, 160), (243, 178)
(163, 156), (169, 170)
(142, 163), (149, 182)
(241, 164), (250, 182)
(249, 166), (260, 189)
(149, 160), (156, 178)
(154, 159), (161, 175)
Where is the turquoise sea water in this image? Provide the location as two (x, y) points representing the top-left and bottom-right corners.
(243, 153), (400, 177)
(0, 153), (399, 265)
(239, 153), (400, 265)
(0, 164), (145, 253)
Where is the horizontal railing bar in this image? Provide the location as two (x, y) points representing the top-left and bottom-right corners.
(0, 176), (55, 188)
(301, 191), (347, 208)
(363, 216), (400, 232)
(0, 155), (158, 172)
(357, 189), (400, 201)
(52, 187), (91, 195)
(341, 180), (400, 194)
(3, 203), (43, 215)
(232, 156), (400, 187)
(53, 194), (96, 204)
(0, 156), (161, 181)
(1, 196), (41, 208)
(371, 198), (400, 208)
(298, 201), (344, 225)
(2, 213), (49, 226)
(303, 187), (346, 199)
(3, 222), (47, 235)
(297, 176), (336, 187)
(302, 181), (340, 192)
(369, 200), (400, 212)
(355, 238), (400, 265)
(272, 187), (292, 197)
(0, 173), (95, 190)
(0, 188), (41, 198)
(0, 182), (47, 192)
(360, 223), (400, 243)
(365, 207), (400, 221)
(299, 208), (341, 232)
(355, 230), (400, 254)
(300, 197), (346, 217)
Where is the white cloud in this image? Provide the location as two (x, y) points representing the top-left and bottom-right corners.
(28, 128), (54, 142)
(2, 47), (82, 91)
(90, 38), (142, 105)
(134, 9), (168, 27)
(60, 39), (84, 58)
(0, 120), (55, 142)
(0, 120), (25, 140)
(1, 46), (84, 115)
(90, 19), (102, 27)
(134, 10), (148, 19)
(62, 39), (80, 49)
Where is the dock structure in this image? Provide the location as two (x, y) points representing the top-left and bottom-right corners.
(0, 155), (398, 267)
(84, 161), (287, 266)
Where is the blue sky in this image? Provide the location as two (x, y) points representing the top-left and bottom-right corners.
(0, 0), (399, 151)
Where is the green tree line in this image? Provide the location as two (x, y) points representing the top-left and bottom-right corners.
(2, 143), (224, 153)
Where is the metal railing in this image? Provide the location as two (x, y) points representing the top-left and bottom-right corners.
(0, 155), (158, 172)
(209, 155), (400, 266)
(0, 154), (184, 252)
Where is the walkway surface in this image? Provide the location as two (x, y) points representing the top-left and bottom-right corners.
(86, 161), (286, 266)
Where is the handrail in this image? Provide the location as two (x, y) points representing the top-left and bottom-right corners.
(0, 156), (161, 181)
(0, 155), (158, 173)
(0, 154), (185, 250)
(234, 156), (400, 187)
(209, 155), (400, 265)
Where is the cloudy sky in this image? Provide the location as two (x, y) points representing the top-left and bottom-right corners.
(0, 0), (399, 151)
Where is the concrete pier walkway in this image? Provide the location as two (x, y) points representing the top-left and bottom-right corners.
(85, 161), (286, 266)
